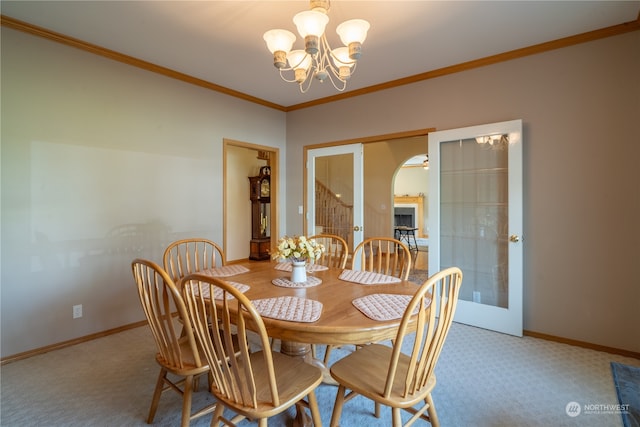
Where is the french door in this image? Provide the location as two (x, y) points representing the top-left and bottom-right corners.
(306, 144), (364, 255)
(428, 120), (523, 336)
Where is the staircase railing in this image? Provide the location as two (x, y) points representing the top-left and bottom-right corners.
(314, 180), (353, 246)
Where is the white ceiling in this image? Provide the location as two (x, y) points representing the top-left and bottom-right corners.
(2, 1), (638, 108)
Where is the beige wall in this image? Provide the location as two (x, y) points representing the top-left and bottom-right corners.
(0, 28), (287, 358)
(1, 26), (638, 358)
(286, 31), (640, 353)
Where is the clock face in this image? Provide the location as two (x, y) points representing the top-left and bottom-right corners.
(260, 178), (270, 197)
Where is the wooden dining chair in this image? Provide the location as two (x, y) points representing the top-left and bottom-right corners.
(329, 267), (463, 427)
(182, 273), (324, 427)
(163, 238), (229, 338)
(163, 238), (226, 283)
(322, 236), (413, 365)
(131, 259), (216, 427)
(351, 236), (412, 280)
(309, 233), (349, 269)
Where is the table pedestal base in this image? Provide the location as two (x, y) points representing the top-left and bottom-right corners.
(280, 340), (337, 427)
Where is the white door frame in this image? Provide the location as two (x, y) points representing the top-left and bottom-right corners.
(306, 144), (364, 253)
(429, 120), (523, 336)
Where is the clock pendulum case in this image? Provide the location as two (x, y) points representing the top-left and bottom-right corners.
(248, 166), (271, 260)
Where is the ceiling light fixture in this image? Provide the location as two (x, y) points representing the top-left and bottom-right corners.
(263, 0), (370, 93)
(475, 134), (510, 146)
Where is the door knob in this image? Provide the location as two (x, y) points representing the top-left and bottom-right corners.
(509, 234), (520, 243)
(353, 226), (361, 231)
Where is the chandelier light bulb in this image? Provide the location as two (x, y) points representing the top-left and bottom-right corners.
(293, 10), (329, 55)
(331, 46), (354, 80)
(263, 29), (296, 68)
(287, 50), (312, 71)
(293, 10), (329, 38)
(263, 29), (296, 53)
(336, 19), (370, 59)
(287, 50), (312, 83)
(336, 19), (370, 44)
(331, 47), (354, 68)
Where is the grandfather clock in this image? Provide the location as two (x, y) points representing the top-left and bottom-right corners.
(248, 166), (271, 260)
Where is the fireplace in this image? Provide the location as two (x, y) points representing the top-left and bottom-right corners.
(393, 196), (424, 236)
(394, 206), (416, 228)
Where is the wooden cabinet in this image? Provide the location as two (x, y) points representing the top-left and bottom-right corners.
(249, 238), (271, 261)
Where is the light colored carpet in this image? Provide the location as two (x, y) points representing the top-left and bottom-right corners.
(1, 322), (638, 426)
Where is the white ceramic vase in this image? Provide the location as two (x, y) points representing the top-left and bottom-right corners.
(290, 260), (307, 283)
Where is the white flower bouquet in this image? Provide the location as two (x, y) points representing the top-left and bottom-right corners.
(272, 235), (325, 263)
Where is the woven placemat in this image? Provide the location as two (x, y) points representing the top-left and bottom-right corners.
(186, 281), (250, 300)
(273, 262), (328, 272)
(271, 276), (322, 288)
(202, 265), (250, 277)
(339, 269), (402, 285)
(251, 296), (322, 322)
(352, 293), (421, 321)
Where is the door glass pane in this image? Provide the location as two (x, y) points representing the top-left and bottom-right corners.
(440, 137), (508, 308)
(314, 153), (354, 251)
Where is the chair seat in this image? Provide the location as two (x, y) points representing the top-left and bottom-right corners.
(215, 351), (323, 418)
(330, 343), (436, 408)
(155, 338), (211, 377)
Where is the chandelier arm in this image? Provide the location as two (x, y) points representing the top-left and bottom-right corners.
(278, 69), (304, 84)
(321, 34), (358, 90)
(326, 58), (358, 82)
(312, 35), (346, 91)
(299, 73), (314, 93)
(324, 70), (348, 91)
(319, 34), (338, 75)
(311, 51), (322, 73)
(327, 47), (357, 67)
(290, 52), (312, 71)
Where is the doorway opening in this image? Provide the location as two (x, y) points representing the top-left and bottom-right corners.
(304, 131), (434, 272)
(223, 139), (279, 262)
(393, 153), (430, 271)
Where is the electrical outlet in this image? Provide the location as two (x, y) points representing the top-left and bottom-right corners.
(472, 291), (481, 304)
(73, 304), (83, 319)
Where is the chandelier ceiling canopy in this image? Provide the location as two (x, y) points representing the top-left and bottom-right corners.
(263, 0), (370, 93)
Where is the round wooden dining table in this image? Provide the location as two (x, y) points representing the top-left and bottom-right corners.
(218, 260), (421, 426)
(230, 260), (418, 348)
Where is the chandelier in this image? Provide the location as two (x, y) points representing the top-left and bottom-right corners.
(263, 0), (370, 93)
(475, 134), (510, 149)
(423, 155), (429, 170)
